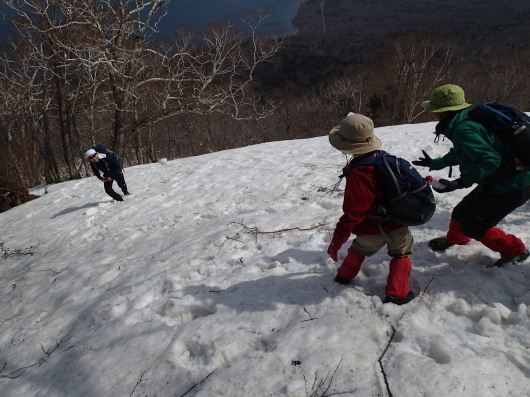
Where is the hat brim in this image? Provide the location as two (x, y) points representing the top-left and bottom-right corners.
(421, 100), (472, 113)
(328, 126), (382, 155)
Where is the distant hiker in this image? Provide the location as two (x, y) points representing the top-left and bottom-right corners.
(413, 84), (530, 266)
(327, 113), (416, 305)
(85, 147), (129, 202)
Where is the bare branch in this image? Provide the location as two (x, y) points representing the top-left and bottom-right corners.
(129, 368), (149, 397)
(231, 221), (327, 241)
(180, 370), (215, 397)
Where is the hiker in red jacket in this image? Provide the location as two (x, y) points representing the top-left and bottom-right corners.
(327, 113), (415, 305)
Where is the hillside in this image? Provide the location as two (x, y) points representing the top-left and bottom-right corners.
(293, 0), (530, 52)
(1, 122), (529, 396)
(266, 0), (530, 86)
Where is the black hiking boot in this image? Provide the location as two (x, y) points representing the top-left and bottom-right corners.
(384, 291), (415, 305)
(493, 249), (530, 267)
(334, 274), (352, 285)
(429, 237), (452, 252)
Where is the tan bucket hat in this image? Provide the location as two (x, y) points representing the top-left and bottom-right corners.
(329, 113), (382, 154)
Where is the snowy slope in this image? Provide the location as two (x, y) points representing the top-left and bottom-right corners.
(1, 121), (529, 397)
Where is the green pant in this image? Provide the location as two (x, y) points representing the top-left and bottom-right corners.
(352, 226), (413, 257)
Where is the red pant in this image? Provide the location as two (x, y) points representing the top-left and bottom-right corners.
(337, 246), (412, 298)
(447, 219), (525, 257)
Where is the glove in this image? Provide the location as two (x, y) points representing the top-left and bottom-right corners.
(432, 178), (463, 193)
(327, 241), (342, 262)
(412, 150), (432, 168)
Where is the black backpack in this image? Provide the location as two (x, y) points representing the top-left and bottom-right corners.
(467, 102), (530, 167)
(342, 151), (436, 226)
(92, 145), (121, 163)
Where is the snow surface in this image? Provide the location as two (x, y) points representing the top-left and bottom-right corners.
(1, 121), (529, 397)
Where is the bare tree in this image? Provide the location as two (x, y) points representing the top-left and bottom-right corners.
(362, 33), (454, 124)
(309, 75), (366, 116)
(0, 39), (61, 184)
(461, 52), (530, 106)
(391, 36), (453, 122)
(0, 1), (282, 184)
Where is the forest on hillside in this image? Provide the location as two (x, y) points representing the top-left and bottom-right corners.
(1, 0), (530, 204)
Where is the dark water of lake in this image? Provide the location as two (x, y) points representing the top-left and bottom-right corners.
(0, 1), (306, 38)
(161, 0), (307, 35)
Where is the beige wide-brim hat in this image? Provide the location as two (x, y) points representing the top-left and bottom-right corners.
(328, 113), (382, 155)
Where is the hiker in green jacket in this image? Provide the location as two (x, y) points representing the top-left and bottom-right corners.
(413, 84), (530, 267)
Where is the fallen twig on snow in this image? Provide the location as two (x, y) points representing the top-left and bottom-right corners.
(0, 340), (65, 379)
(378, 326), (396, 397)
(129, 369), (149, 397)
(1, 241), (37, 260)
(310, 184), (344, 196)
(423, 275), (436, 295)
(180, 370), (215, 397)
(231, 221), (326, 242)
(299, 358), (343, 397)
(302, 307), (318, 323)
